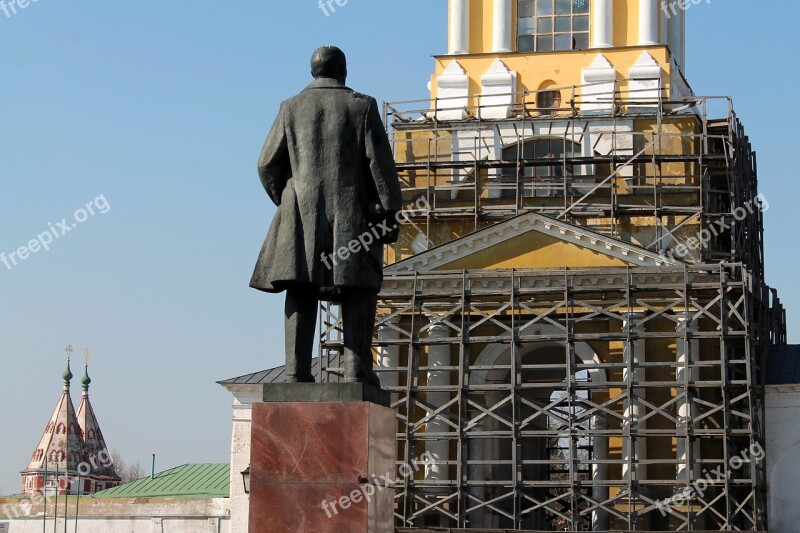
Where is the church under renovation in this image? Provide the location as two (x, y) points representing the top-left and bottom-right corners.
(221, 1), (800, 532)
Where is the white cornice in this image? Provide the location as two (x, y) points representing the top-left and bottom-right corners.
(386, 212), (681, 274)
(220, 383), (263, 405)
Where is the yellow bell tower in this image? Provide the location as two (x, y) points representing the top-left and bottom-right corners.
(430, 0), (691, 118)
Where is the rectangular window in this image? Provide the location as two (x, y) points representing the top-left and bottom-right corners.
(517, 0), (590, 52)
(500, 139), (580, 198)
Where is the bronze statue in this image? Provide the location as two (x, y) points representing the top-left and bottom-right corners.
(250, 45), (402, 387)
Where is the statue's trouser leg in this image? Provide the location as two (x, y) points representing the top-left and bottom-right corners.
(342, 289), (379, 385)
(284, 288), (318, 382)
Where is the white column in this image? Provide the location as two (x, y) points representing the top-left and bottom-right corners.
(591, 0), (614, 48)
(484, 392), (503, 529)
(667, 7), (684, 70)
(449, 0), (471, 55)
(488, 129), (504, 199)
(676, 314), (700, 485)
(492, 0), (513, 52)
(425, 323), (452, 483)
(591, 414), (609, 531)
(376, 321), (400, 389)
(231, 403), (253, 533)
(468, 429), (487, 527)
(579, 128), (596, 180)
(622, 313), (647, 482)
(224, 387), (263, 533)
(638, 0), (659, 45)
(678, 6), (686, 71)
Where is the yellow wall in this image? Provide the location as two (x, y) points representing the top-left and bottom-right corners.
(469, 0), (494, 54)
(436, 231), (631, 270)
(616, 0), (640, 48)
(432, 46), (671, 103)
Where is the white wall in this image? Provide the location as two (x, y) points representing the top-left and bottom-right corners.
(222, 384), (262, 533)
(6, 516), (228, 533)
(766, 386), (800, 533)
(0, 498), (230, 533)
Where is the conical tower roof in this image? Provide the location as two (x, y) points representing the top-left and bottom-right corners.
(76, 354), (117, 478)
(23, 354), (86, 475)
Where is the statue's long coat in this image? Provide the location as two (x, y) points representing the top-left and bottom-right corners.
(250, 78), (402, 298)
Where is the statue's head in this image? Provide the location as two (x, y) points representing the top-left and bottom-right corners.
(311, 45), (347, 84)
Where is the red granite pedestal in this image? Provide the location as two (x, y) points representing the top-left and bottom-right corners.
(248, 384), (396, 533)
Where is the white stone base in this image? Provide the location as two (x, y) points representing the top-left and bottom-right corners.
(479, 59), (516, 120)
(629, 52), (662, 110)
(435, 60), (470, 121)
(581, 54), (617, 113)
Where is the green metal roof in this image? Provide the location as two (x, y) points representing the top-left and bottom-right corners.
(92, 463), (229, 499)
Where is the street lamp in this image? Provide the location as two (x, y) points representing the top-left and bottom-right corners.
(241, 466), (251, 495)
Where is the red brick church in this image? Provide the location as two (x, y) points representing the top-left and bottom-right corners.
(19, 347), (121, 495)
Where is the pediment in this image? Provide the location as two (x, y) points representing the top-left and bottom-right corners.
(386, 213), (681, 273)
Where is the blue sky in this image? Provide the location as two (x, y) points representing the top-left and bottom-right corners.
(0, 1), (797, 493)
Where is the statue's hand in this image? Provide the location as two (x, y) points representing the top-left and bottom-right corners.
(366, 201), (398, 244)
(367, 200), (386, 219)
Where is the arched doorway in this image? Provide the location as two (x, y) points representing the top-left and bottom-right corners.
(469, 340), (609, 530)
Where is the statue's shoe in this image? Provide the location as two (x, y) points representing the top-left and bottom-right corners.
(344, 371), (382, 388)
(363, 371), (382, 388)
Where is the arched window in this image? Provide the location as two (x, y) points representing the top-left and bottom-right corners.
(55, 423), (66, 435)
(537, 88), (562, 114)
(517, 0), (590, 52)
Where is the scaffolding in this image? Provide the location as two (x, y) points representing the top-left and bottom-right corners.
(382, 83), (765, 280)
(317, 84), (784, 531)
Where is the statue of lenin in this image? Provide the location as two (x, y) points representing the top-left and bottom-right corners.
(250, 46), (402, 387)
